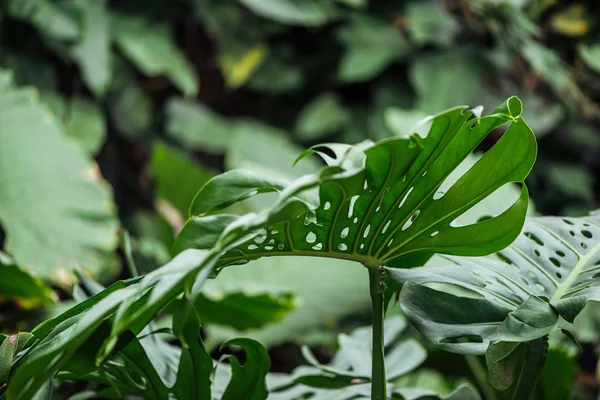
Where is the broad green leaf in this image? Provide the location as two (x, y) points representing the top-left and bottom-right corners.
(337, 15), (411, 82)
(0, 72), (118, 286)
(390, 212), (600, 357)
(295, 93), (351, 140)
(69, 0), (111, 97)
(195, 289), (296, 330)
(0, 335), (18, 385)
(248, 47), (305, 94)
(176, 97), (535, 273)
(112, 14), (198, 97)
(239, 0), (335, 26)
(410, 48), (485, 113)
(166, 98), (234, 152)
(0, 252), (55, 309)
(537, 344), (578, 400)
(221, 338), (270, 400)
(578, 44), (600, 74)
(151, 142), (216, 216)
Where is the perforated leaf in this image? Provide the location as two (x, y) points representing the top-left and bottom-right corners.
(389, 212), (600, 356)
(175, 96), (536, 272)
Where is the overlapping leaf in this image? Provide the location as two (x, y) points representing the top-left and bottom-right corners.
(175, 96), (536, 272)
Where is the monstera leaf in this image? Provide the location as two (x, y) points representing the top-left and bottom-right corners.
(388, 212), (600, 388)
(175, 96), (536, 271)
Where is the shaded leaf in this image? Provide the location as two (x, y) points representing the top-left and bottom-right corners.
(221, 338), (270, 400)
(0, 252), (55, 309)
(0, 71), (118, 286)
(296, 93), (351, 140)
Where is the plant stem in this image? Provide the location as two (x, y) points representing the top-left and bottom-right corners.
(511, 336), (548, 400)
(368, 265), (386, 400)
(465, 355), (499, 400)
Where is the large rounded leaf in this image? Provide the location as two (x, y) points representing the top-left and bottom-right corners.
(175, 96), (536, 271)
(0, 71), (118, 285)
(389, 211), (600, 356)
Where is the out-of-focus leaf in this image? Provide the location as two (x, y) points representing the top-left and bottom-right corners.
(0, 71), (119, 286)
(166, 98), (234, 152)
(405, 2), (460, 47)
(6, 0), (79, 41)
(410, 48), (485, 113)
(112, 14), (198, 97)
(107, 61), (154, 140)
(248, 47), (305, 93)
(384, 108), (430, 139)
(219, 42), (269, 89)
(196, 289), (296, 330)
(547, 163), (594, 201)
(0, 252), (55, 309)
(40, 92), (106, 155)
(337, 15), (410, 82)
(70, 0), (111, 97)
(295, 93), (350, 140)
(221, 338), (270, 400)
(521, 40), (571, 94)
(537, 344), (578, 400)
(550, 4), (590, 37)
(151, 142), (216, 216)
(239, 0), (335, 26)
(579, 43), (600, 74)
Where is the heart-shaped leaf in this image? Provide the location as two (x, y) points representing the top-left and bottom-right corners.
(175, 97), (536, 272)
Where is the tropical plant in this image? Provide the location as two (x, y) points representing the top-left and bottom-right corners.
(0, 95), (537, 399)
(389, 211), (600, 399)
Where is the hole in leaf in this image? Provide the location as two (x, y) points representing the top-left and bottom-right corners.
(360, 244), (365, 249)
(254, 232), (267, 244)
(338, 243), (348, 251)
(348, 195), (359, 218)
(549, 257), (561, 268)
(563, 219), (574, 225)
(271, 230), (279, 235)
(399, 187), (414, 208)
(440, 335), (483, 344)
(593, 272), (600, 279)
(431, 230), (439, 237)
(496, 253), (513, 264)
(363, 180), (368, 190)
(556, 250), (565, 257)
(323, 202), (331, 211)
(524, 232), (544, 246)
(248, 244), (258, 250)
(277, 243), (285, 250)
(534, 249), (540, 257)
(265, 239), (275, 250)
(570, 231), (575, 236)
(363, 224), (371, 238)
(581, 242), (588, 249)
(582, 230), (593, 239)
(312, 243), (323, 251)
(306, 232), (317, 244)
(387, 239), (394, 247)
(341, 227), (349, 239)
(402, 210), (420, 231)
(382, 220), (391, 234)
(353, 217), (358, 224)
(556, 272), (562, 279)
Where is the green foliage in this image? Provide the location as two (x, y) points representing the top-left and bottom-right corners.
(389, 211), (600, 389)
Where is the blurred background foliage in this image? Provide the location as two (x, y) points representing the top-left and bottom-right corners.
(1, 0), (600, 397)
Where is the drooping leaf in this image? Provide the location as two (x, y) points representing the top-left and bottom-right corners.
(390, 212), (600, 358)
(112, 14), (198, 97)
(69, 0), (111, 97)
(0, 71), (119, 286)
